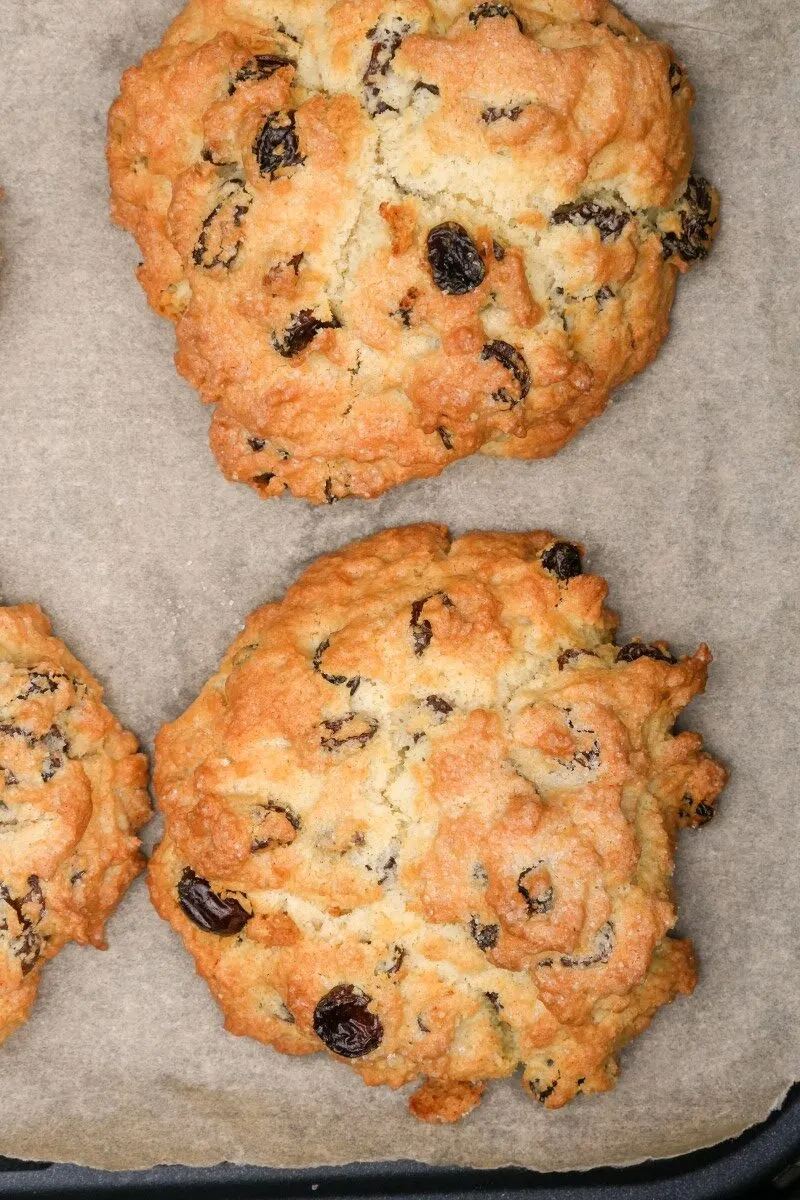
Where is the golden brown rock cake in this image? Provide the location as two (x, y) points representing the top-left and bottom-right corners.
(0, 605), (150, 1045)
(108, 0), (719, 503)
(149, 525), (726, 1120)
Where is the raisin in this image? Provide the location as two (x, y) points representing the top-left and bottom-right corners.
(556, 647), (597, 670)
(425, 695), (453, 715)
(616, 642), (676, 664)
(313, 984), (383, 1056)
(363, 17), (412, 116)
(426, 223), (485, 295)
(436, 426), (453, 450)
(410, 591), (454, 656)
(253, 110), (304, 178)
(252, 472), (276, 486)
(375, 944), (406, 975)
(320, 713), (378, 751)
(17, 671), (63, 699)
(481, 340), (530, 407)
(662, 175), (716, 263)
(517, 865), (554, 915)
(251, 801), (301, 850)
(529, 1076), (559, 1102)
(390, 287), (418, 327)
(541, 542), (582, 580)
(412, 81), (439, 96)
(482, 104), (525, 123)
(271, 309), (340, 357)
(492, 239), (505, 261)
(176, 868), (251, 934)
(668, 62), (684, 93)
(595, 285), (614, 304)
(679, 794), (715, 826)
(469, 916), (499, 951)
(312, 638), (360, 695)
(556, 922), (614, 968)
(485, 990), (502, 1011)
(0, 877), (44, 975)
(469, 4), (524, 33)
(230, 54), (295, 92)
(247, 436), (266, 451)
(193, 180), (252, 269)
(552, 201), (629, 241)
(40, 726), (68, 782)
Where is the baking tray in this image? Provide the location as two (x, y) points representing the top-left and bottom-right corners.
(0, 1086), (796, 1200)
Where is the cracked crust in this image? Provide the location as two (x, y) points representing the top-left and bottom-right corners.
(149, 525), (726, 1120)
(108, 0), (719, 503)
(0, 605), (150, 1045)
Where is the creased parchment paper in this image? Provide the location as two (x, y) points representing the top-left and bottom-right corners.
(0, 0), (798, 1174)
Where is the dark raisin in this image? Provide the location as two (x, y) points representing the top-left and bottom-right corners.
(485, 990), (502, 1011)
(595, 285), (614, 304)
(17, 671), (63, 699)
(363, 17), (412, 116)
(481, 340), (531, 408)
(529, 1076), (559, 1102)
(410, 592), (454, 656)
(40, 726), (68, 782)
(426, 223), (485, 295)
(668, 62), (684, 93)
(251, 801), (301, 851)
(469, 916), (499, 951)
(313, 984), (383, 1057)
(271, 309), (340, 357)
(552, 201), (629, 241)
(0, 877), (45, 975)
(375, 944), (406, 975)
(192, 180), (252, 269)
(377, 854), (397, 885)
(412, 81), (440, 96)
(517, 865), (554, 915)
(253, 110), (304, 178)
(469, 4), (524, 32)
(541, 542), (582, 580)
(176, 868), (251, 934)
(247, 436), (266, 452)
(390, 287), (418, 327)
(492, 239), (505, 261)
(662, 175), (716, 263)
(425, 695), (453, 715)
(320, 713), (378, 751)
(482, 104), (525, 123)
(0, 724), (33, 743)
(616, 642), (676, 664)
(436, 426), (453, 450)
(252, 472), (276, 486)
(312, 638), (360, 695)
(679, 794), (716, 826)
(557, 922), (614, 968)
(230, 54), (295, 92)
(557, 648), (597, 670)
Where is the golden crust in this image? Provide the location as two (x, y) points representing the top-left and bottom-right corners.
(108, 0), (719, 503)
(149, 525), (726, 1120)
(0, 605), (150, 1046)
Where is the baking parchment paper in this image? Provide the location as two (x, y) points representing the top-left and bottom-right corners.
(0, 0), (798, 1173)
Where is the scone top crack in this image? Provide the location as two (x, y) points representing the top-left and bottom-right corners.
(149, 526), (727, 1122)
(108, 0), (719, 503)
(0, 605), (150, 1046)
